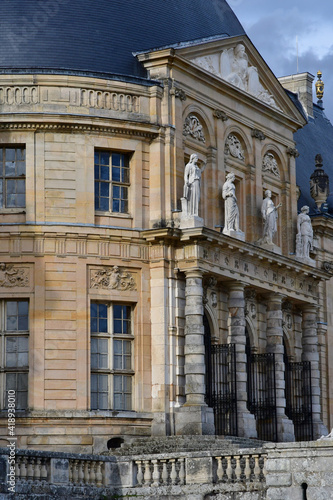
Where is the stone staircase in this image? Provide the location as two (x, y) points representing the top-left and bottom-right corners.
(106, 434), (266, 456)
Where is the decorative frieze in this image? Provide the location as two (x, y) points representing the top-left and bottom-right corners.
(80, 89), (140, 112)
(262, 153), (280, 178)
(0, 264), (29, 288)
(183, 115), (206, 143)
(90, 266), (137, 291)
(0, 86), (39, 105)
(225, 134), (245, 160)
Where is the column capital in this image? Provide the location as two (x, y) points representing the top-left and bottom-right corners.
(184, 269), (204, 280)
(227, 281), (247, 293)
(265, 293), (286, 306)
(301, 303), (319, 314)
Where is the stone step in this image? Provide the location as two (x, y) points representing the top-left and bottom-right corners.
(106, 435), (266, 456)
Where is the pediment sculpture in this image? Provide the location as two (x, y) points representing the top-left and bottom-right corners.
(191, 44), (280, 110)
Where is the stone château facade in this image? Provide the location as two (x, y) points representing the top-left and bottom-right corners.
(0, 0), (332, 461)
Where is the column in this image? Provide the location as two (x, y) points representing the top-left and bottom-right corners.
(302, 305), (328, 438)
(227, 283), (257, 438)
(174, 270), (214, 435)
(266, 294), (295, 441)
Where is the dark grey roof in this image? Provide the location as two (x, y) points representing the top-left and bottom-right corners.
(294, 100), (333, 216)
(0, 0), (245, 81)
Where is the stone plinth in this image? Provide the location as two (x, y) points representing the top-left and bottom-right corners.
(174, 405), (215, 435)
(180, 215), (204, 230)
(222, 228), (245, 241)
(295, 256), (316, 267)
(255, 241), (282, 255)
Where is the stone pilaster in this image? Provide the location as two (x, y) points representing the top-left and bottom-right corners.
(174, 270), (214, 435)
(266, 294), (295, 442)
(302, 306), (328, 438)
(227, 283), (257, 438)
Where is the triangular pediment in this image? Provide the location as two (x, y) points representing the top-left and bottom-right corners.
(175, 35), (304, 121)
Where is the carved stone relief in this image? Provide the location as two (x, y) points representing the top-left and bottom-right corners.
(0, 264), (29, 288)
(245, 288), (257, 319)
(213, 109), (228, 121)
(262, 153), (280, 178)
(183, 115), (206, 143)
(225, 134), (245, 160)
(191, 44), (280, 109)
(90, 266), (136, 291)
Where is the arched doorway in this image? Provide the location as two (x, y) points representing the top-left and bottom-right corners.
(204, 312), (237, 436)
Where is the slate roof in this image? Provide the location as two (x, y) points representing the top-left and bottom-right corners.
(292, 98), (333, 216)
(0, 0), (245, 82)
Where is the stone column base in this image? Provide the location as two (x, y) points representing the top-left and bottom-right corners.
(254, 241), (282, 255)
(277, 416), (295, 442)
(174, 406), (215, 436)
(223, 228), (245, 241)
(237, 411), (257, 439)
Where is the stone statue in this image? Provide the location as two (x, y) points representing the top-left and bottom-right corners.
(183, 154), (206, 217)
(261, 190), (282, 244)
(222, 173), (239, 233)
(296, 206), (313, 259)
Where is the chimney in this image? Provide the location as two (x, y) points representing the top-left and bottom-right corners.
(278, 72), (314, 118)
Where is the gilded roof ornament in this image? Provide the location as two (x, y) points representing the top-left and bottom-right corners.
(315, 71), (324, 102)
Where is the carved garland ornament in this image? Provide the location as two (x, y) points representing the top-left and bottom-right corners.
(0, 264), (29, 288)
(183, 115), (206, 143)
(262, 153), (280, 178)
(90, 266), (136, 291)
(225, 134), (245, 160)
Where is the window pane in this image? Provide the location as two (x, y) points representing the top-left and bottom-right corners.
(6, 337), (29, 367)
(100, 182), (109, 197)
(5, 162), (16, 177)
(112, 199), (120, 212)
(121, 200), (128, 213)
(6, 179), (15, 194)
(17, 148), (25, 161)
(114, 375), (132, 411)
(91, 303), (108, 333)
(100, 152), (110, 166)
(100, 197), (109, 212)
(6, 373), (28, 410)
(100, 166), (109, 181)
(112, 153), (121, 167)
(6, 149), (16, 162)
(17, 161), (25, 176)
(121, 167), (129, 183)
(91, 373), (108, 410)
(17, 179), (25, 194)
(112, 167), (120, 182)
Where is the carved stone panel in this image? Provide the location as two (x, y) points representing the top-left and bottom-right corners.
(225, 134), (245, 160)
(183, 115), (206, 143)
(90, 266), (137, 291)
(0, 264), (29, 288)
(262, 153), (280, 178)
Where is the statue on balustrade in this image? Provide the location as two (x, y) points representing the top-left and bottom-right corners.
(296, 206), (313, 259)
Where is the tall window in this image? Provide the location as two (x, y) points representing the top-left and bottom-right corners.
(0, 300), (29, 409)
(0, 147), (26, 208)
(90, 302), (134, 411)
(94, 151), (130, 214)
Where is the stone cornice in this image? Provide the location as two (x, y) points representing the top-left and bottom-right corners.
(0, 120), (160, 139)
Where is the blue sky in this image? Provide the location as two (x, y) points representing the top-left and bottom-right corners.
(228, 0), (333, 120)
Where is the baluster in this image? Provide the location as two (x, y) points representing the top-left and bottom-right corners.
(178, 458), (185, 485)
(20, 458), (27, 481)
(253, 455), (260, 481)
(72, 460), (79, 484)
(161, 460), (168, 484)
(84, 461), (90, 483)
(216, 457), (223, 482)
(136, 460), (143, 486)
(69, 460), (73, 483)
(40, 459), (48, 482)
(143, 460), (152, 485)
(225, 456), (233, 482)
(90, 460), (96, 485)
(78, 460), (85, 485)
(15, 458), (21, 481)
(152, 460), (160, 486)
(261, 456), (267, 481)
(234, 456), (241, 481)
(244, 456), (251, 481)
(96, 462), (103, 487)
(34, 458), (41, 481)
(170, 459), (177, 485)
(27, 458), (34, 480)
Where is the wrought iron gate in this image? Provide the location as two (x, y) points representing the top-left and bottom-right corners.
(285, 360), (313, 441)
(247, 353), (277, 442)
(205, 343), (238, 436)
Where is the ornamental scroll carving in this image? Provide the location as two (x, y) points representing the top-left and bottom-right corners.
(183, 115), (206, 143)
(262, 153), (280, 178)
(225, 134), (245, 160)
(0, 264), (29, 288)
(90, 266), (136, 291)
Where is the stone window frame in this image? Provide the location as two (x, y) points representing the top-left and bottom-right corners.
(0, 146), (26, 210)
(94, 150), (131, 215)
(0, 299), (29, 410)
(90, 301), (134, 411)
